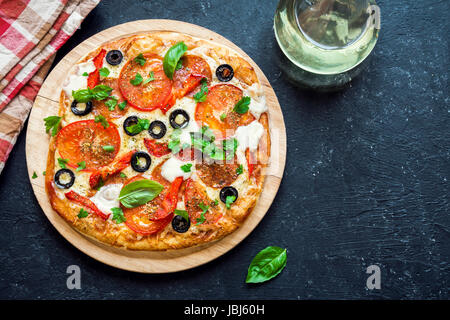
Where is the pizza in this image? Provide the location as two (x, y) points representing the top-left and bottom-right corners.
(44, 31), (271, 250)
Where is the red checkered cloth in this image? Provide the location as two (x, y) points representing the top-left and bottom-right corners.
(0, 0), (100, 174)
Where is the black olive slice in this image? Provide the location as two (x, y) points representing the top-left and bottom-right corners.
(123, 116), (139, 136)
(219, 186), (238, 204)
(149, 120), (167, 139)
(71, 100), (92, 116)
(169, 109), (190, 129)
(106, 50), (123, 66)
(54, 169), (75, 189)
(131, 151), (151, 172)
(216, 64), (234, 82)
(172, 215), (190, 233)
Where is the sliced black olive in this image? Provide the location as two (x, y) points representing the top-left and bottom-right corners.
(106, 50), (123, 66)
(220, 186), (238, 204)
(54, 169), (75, 189)
(71, 100), (92, 116)
(123, 116), (139, 136)
(172, 215), (190, 233)
(131, 151), (151, 172)
(216, 64), (234, 82)
(149, 120), (167, 139)
(169, 109), (190, 129)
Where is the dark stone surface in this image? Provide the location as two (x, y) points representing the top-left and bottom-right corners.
(0, 0), (448, 299)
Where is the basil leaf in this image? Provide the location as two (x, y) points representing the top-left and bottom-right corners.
(246, 246), (287, 284)
(43, 116), (61, 136)
(118, 179), (164, 208)
(111, 207), (126, 224)
(174, 209), (189, 221)
(220, 113), (227, 121)
(236, 164), (243, 175)
(71, 89), (92, 103)
(126, 118), (149, 134)
(105, 97), (117, 111)
(130, 72), (143, 86)
(120, 172), (127, 178)
(134, 53), (146, 66)
(82, 72), (89, 76)
(99, 67), (110, 77)
(57, 158), (69, 169)
(163, 41), (187, 80)
(233, 96), (251, 114)
(143, 71), (155, 84)
(91, 85), (113, 100)
(32, 171), (38, 179)
(225, 195), (236, 209)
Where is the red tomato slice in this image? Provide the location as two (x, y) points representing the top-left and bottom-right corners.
(65, 190), (110, 220)
(89, 150), (135, 189)
(118, 53), (172, 111)
(56, 120), (120, 171)
(185, 179), (222, 225)
(246, 149), (255, 177)
(195, 84), (255, 139)
(121, 175), (173, 235)
(143, 138), (171, 157)
(92, 77), (127, 119)
(87, 49), (106, 89)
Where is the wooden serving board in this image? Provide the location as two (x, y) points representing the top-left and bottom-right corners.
(26, 20), (286, 273)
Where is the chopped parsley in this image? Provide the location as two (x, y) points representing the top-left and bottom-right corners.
(120, 172), (127, 178)
(82, 72), (89, 76)
(118, 100), (127, 110)
(32, 172), (38, 179)
(130, 72), (143, 86)
(111, 207), (126, 224)
(57, 158), (69, 169)
(236, 164), (243, 175)
(102, 145), (115, 152)
(193, 78), (209, 102)
(196, 202), (209, 225)
(99, 67), (110, 78)
(225, 195), (236, 209)
(94, 115), (109, 128)
(180, 163), (192, 172)
(134, 53), (146, 66)
(77, 208), (89, 218)
(76, 161), (86, 172)
(105, 97), (118, 111)
(143, 71), (155, 84)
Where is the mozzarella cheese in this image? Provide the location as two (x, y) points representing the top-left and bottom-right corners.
(90, 184), (122, 216)
(235, 120), (264, 152)
(161, 157), (192, 182)
(62, 60), (96, 97)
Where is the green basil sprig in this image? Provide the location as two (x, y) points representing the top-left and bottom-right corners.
(43, 116), (61, 136)
(163, 41), (187, 80)
(233, 96), (251, 114)
(118, 179), (164, 208)
(246, 246), (287, 283)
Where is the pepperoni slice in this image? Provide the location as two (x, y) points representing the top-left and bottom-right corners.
(122, 175), (172, 235)
(195, 84), (255, 139)
(185, 179), (222, 225)
(56, 120), (120, 171)
(195, 160), (239, 188)
(92, 78), (127, 119)
(118, 53), (172, 111)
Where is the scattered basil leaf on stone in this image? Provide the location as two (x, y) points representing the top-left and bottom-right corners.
(246, 246), (287, 284)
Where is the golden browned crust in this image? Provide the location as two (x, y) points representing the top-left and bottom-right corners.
(47, 31), (270, 250)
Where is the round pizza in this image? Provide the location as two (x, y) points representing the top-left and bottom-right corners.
(44, 31), (271, 250)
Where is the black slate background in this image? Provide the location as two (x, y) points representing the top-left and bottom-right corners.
(0, 0), (449, 300)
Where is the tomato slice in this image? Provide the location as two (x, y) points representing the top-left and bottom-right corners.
(185, 179), (222, 225)
(92, 77), (127, 119)
(143, 138), (171, 157)
(65, 190), (110, 220)
(195, 84), (255, 139)
(89, 150), (135, 189)
(56, 120), (120, 171)
(118, 53), (172, 111)
(121, 175), (173, 235)
(87, 49), (106, 89)
(246, 149), (255, 177)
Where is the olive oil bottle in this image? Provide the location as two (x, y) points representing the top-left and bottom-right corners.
(274, 0), (380, 90)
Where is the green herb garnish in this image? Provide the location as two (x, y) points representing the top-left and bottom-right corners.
(72, 85), (113, 103)
(118, 179), (164, 208)
(102, 145), (115, 152)
(43, 116), (61, 136)
(174, 209), (189, 221)
(111, 207), (126, 224)
(82, 72), (89, 76)
(32, 172), (38, 179)
(57, 158), (69, 169)
(143, 71), (155, 84)
(225, 195), (236, 209)
(246, 246), (287, 284)
(196, 202), (209, 225)
(77, 208), (89, 218)
(180, 163), (192, 173)
(130, 72), (143, 86)
(236, 164), (243, 175)
(118, 101), (127, 110)
(233, 96), (251, 114)
(126, 118), (150, 135)
(94, 115), (109, 128)
(99, 67), (110, 78)
(193, 78), (209, 102)
(163, 42), (187, 79)
(105, 97), (117, 111)
(76, 161), (86, 172)
(134, 53), (146, 66)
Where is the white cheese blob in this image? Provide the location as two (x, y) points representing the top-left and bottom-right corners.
(90, 184), (122, 217)
(62, 60), (96, 97)
(235, 120), (264, 152)
(161, 157), (192, 182)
